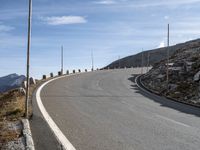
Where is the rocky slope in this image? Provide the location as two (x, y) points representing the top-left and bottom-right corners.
(0, 74), (25, 93)
(105, 39), (200, 69)
(141, 39), (200, 106)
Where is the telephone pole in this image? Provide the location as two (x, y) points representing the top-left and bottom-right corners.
(141, 50), (144, 74)
(166, 24), (170, 90)
(61, 45), (64, 74)
(91, 50), (94, 71)
(118, 55), (120, 69)
(25, 0), (32, 118)
(147, 52), (150, 72)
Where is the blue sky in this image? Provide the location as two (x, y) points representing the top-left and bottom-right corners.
(1, 0), (200, 78)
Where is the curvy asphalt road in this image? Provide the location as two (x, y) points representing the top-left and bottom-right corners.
(39, 69), (200, 150)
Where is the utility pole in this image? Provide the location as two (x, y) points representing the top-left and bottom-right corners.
(147, 52), (150, 72)
(25, 0), (32, 118)
(166, 24), (170, 90)
(91, 50), (94, 71)
(61, 45), (64, 74)
(141, 50), (144, 74)
(118, 55), (120, 69)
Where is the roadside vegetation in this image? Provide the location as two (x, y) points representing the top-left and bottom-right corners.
(0, 84), (36, 149)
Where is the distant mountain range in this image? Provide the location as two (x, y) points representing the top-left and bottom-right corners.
(0, 73), (26, 93)
(104, 39), (200, 69)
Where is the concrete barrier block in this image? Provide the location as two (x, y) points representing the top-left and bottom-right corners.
(58, 71), (61, 76)
(50, 73), (54, 78)
(43, 75), (47, 80)
(30, 77), (36, 85)
(22, 81), (27, 89)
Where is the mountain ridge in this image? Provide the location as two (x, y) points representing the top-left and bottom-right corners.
(104, 38), (200, 69)
(0, 74), (26, 93)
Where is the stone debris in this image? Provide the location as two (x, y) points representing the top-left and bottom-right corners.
(142, 40), (200, 106)
(0, 121), (25, 150)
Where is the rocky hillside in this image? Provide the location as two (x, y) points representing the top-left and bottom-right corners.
(0, 74), (25, 93)
(105, 39), (200, 69)
(141, 39), (200, 106)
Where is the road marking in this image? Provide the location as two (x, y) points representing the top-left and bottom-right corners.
(36, 74), (77, 150)
(156, 115), (191, 128)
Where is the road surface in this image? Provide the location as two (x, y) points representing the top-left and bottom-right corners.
(39, 69), (200, 150)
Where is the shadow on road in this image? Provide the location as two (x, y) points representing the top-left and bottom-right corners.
(128, 74), (200, 118)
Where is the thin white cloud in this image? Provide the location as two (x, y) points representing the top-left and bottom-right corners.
(94, 0), (116, 5)
(41, 16), (87, 25)
(0, 24), (14, 32)
(164, 15), (169, 20)
(158, 41), (165, 48)
(130, 0), (200, 8)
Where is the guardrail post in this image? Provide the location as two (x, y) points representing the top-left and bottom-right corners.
(50, 73), (54, 78)
(43, 75), (47, 80)
(30, 77), (36, 85)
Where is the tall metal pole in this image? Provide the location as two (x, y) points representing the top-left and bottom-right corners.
(61, 45), (63, 74)
(91, 50), (94, 71)
(118, 55), (120, 69)
(147, 52), (150, 72)
(166, 24), (170, 90)
(25, 0), (32, 118)
(141, 50), (144, 74)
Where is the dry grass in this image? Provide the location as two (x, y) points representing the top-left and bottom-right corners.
(0, 90), (25, 121)
(0, 83), (38, 147)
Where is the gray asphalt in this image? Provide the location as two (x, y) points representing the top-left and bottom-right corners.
(40, 69), (200, 150)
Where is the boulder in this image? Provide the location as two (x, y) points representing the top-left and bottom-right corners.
(194, 71), (200, 81)
(43, 75), (47, 80)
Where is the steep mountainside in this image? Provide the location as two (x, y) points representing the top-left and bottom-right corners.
(104, 39), (200, 69)
(0, 74), (25, 93)
(141, 39), (200, 106)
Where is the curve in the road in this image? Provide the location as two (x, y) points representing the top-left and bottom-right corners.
(36, 69), (200, 150)
(36, 74), (77, 150)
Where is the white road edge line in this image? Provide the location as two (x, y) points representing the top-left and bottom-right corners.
(156, 115), (191, 128)
(36, 74), (78, 150)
